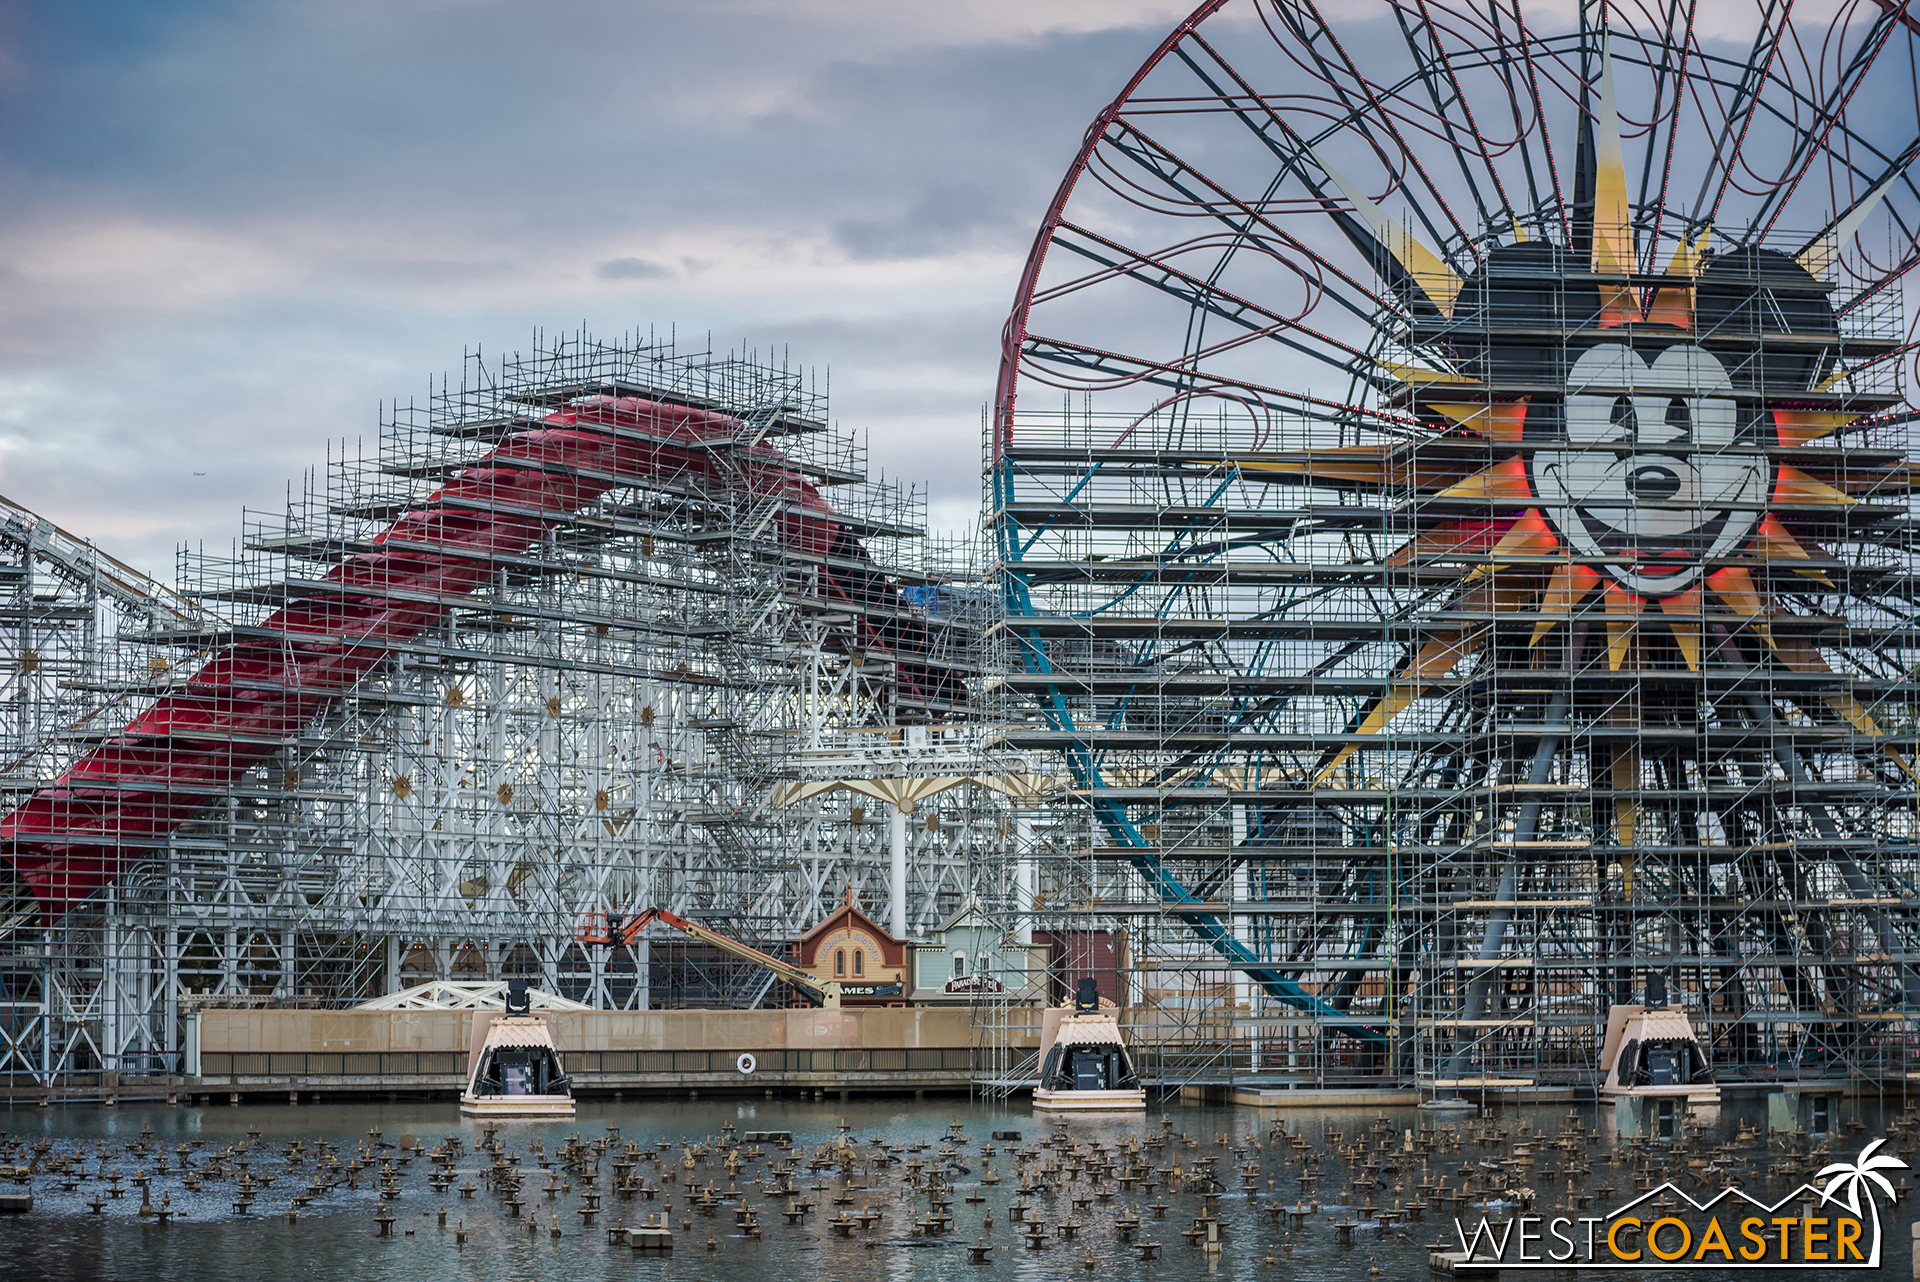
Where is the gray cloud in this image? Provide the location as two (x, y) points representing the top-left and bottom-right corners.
(596, 257), (671, 281)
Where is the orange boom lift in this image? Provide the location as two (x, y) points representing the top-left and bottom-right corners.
(579, 907), (842, 1008)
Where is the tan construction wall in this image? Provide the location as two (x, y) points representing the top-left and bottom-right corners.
(198, 1005), (998, 1056)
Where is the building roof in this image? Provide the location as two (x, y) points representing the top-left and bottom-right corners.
(355, 980), (592, 1011)
(930, 896), (992, 937)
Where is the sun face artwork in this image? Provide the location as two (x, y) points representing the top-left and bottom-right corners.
(1233, 40), (1920, 787)
(1419, 238), (1870, 656)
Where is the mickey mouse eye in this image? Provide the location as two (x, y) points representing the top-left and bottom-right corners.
(1665, 398), (1691, 433)
(1609, 395), (1636, 438)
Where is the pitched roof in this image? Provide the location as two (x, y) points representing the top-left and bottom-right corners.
(931, 895), (990, 936)
(797, 883), (904, 951)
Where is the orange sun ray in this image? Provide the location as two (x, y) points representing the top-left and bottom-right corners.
(1772, 409), (1863, 448)
(1644, 231), (1707, 328)
(1749, 514), (1835, 587)
(1384, 520), (1497, 566)
(1435, 454), (1531, 503)
(1464, 508), (1557, 582)
(1528, 562), (1601, 648)
(1707, 565), (1765, 614)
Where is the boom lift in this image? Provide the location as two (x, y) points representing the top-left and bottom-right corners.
(579, 906), (842, 1009)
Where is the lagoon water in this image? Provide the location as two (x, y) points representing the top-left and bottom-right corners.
(0, 1096), (1912, 1282)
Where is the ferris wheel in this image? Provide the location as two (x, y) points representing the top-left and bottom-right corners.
(991, 1), (1920, 1076)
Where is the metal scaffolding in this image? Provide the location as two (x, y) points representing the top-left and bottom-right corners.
(0, 330), (989, 1083)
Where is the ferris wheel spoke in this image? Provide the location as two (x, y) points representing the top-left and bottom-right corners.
(1250, 6), (1476, 253)
(1621, 8), (1696, 257)
(1042, 224), (1382, 377)
(1019, 333), (1415, 428)
(1066, 127), (1402, 322)
(1506, 5), (1572, 238)
(1685, 0), (1792, 231)
(1149, 37), (1475, 300)
(1750, 9), (1906, 242)
(1393, 3), (1523, 233)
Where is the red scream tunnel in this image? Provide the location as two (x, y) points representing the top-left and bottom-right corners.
(0, 395), (962, 922)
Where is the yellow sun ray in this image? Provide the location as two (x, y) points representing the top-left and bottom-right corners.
(1590, 32), (1638, 329)
(1774, 464), (1857, 506)
(1379, 359), (1481, 388)
(1762, 633), (1920, 787)
(1798, 166), (1905, 277)
(1312, 149), (1465, 317)
(1610, 740), (1640, 866)
(1529, 562), (1601, 648)
(1656, 587), (1702, 671)
(1229, 445), (1492, 495)
(1313, 627), (1476, 785)
(1814, 364), (1852, 393)
(1603, 582), (1643, 671)
(1426, 399), (1530, 442)
(1590, 33), (1633, 275)
(1313, 576), (1532, 785)
(1702, 569), (1915, 783)
(1230, 445), (1394, 486)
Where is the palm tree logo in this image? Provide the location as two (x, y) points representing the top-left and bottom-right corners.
(1815, 1139), (1907, 1265)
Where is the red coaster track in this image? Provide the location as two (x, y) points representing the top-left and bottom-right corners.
(1, 395), (960, 920)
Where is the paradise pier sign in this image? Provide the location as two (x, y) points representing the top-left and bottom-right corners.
(1453, 1141), (1905, 1269)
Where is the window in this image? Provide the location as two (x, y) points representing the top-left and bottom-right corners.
(951, 952), (967, 979)
(853, 950), (864, 976)
(835, 950), (845, 977)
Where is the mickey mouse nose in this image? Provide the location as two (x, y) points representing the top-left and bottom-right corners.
(1626, 465), (1682, 501)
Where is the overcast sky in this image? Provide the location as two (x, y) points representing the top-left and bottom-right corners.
(0, 1), (1200, 577)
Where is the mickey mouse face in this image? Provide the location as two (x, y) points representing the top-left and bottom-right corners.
(1527, 342), (1770, 597)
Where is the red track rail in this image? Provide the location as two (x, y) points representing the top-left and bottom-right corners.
(1, 396), (959, 921)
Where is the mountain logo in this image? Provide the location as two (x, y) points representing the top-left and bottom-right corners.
(1452, 1140), (1906, 1269)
